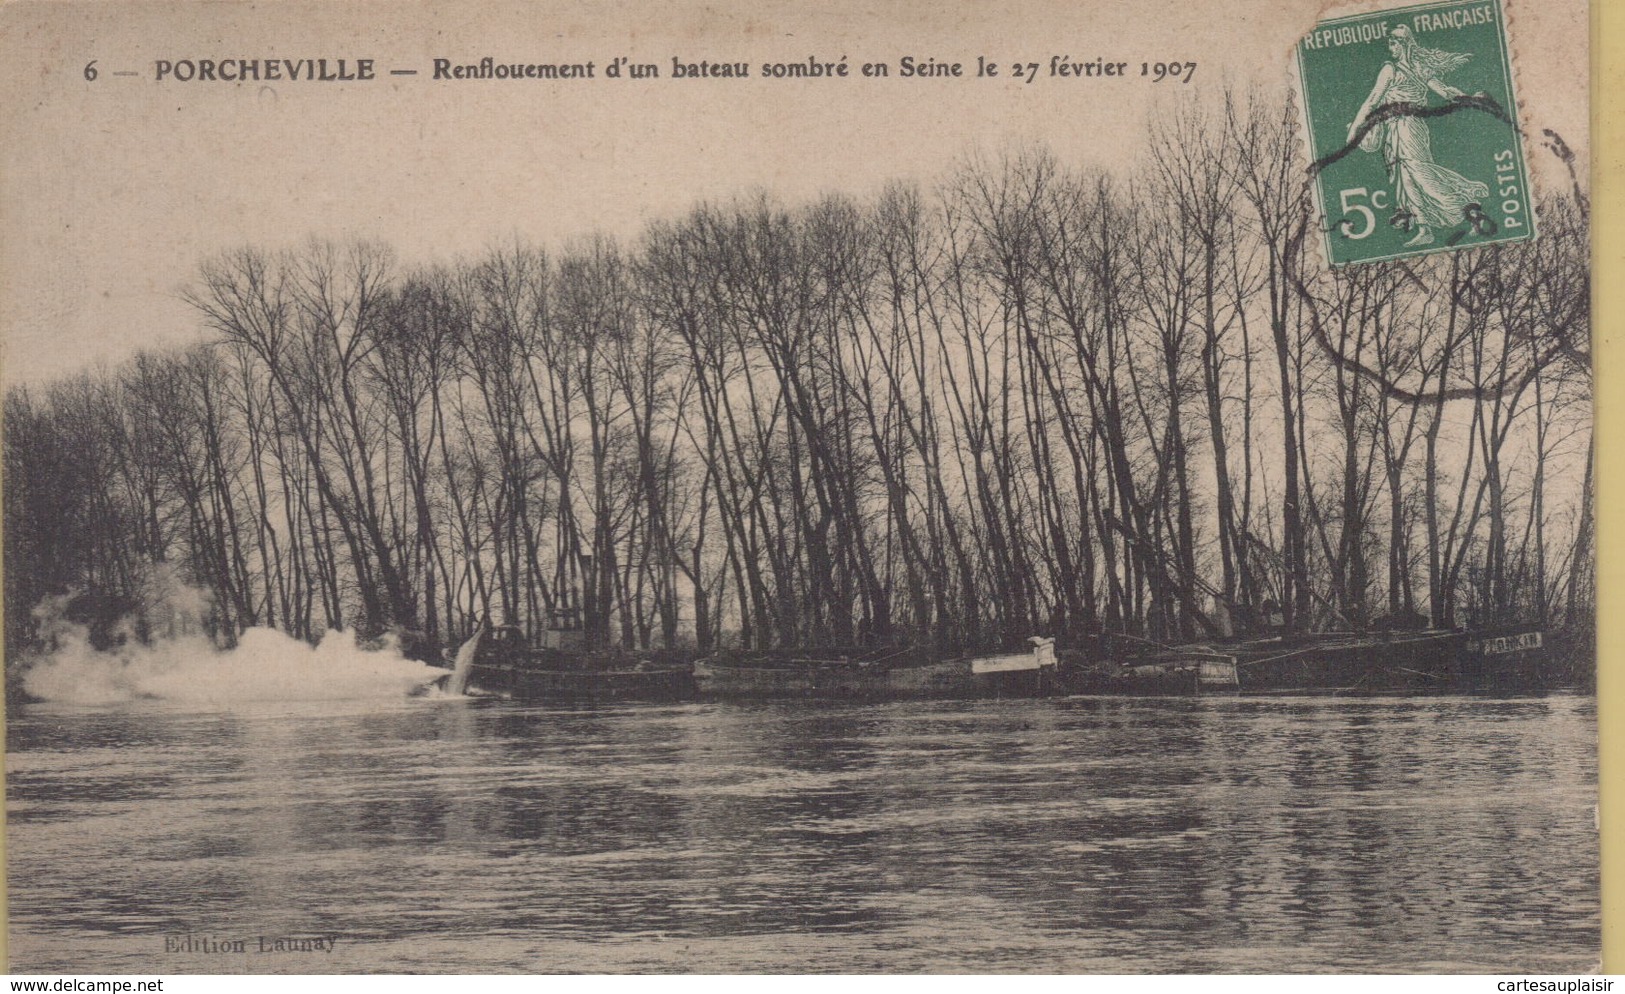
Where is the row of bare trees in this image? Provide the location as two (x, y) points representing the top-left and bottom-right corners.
(4, 90), (1591, 658)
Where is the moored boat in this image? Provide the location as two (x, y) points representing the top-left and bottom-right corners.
(1457, 626), (1553, 692)
(1113, 650), (1240, 695)
(1060, 641), (1239, 696)
(1227, 629), (1466, 693)
(1075, 625), (1579, 696)
(923, 637), (1061, 698)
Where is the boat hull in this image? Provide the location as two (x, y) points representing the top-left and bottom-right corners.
(451, 628), (696, 701)
(1070, 627), (1577, 696)
(460, 660), (695, 701)
(1064, 652), (1239, 696)
(1116, 657), (1239, 695)
(692, 658), (900, 700)
(1232, 630), (1467, 693)
(1457, 627), (1554, 692)
(694, 642), (1058, 701)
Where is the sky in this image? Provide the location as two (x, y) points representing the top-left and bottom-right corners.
(0, 0), (1590, 386)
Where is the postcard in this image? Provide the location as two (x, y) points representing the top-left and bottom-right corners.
(0, 0), (1598, 974)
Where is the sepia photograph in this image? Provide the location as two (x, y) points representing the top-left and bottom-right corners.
(0, 0), (1599, 974)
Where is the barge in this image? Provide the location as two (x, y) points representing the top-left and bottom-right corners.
(445, 624), (695, 701)
(692, 637), (1058, 700)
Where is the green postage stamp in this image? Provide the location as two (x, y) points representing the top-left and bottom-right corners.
(1297, 0), (1533, 265)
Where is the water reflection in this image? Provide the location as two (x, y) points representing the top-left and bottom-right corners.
(7, 694), (1598, 973)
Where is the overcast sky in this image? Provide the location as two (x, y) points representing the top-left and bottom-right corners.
(0, 0), (1589, 386)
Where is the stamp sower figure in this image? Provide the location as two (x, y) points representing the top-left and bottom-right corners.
(1346, 25), (1489, 247)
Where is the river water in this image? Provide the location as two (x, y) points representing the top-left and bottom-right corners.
(7, 692), (1598, 973)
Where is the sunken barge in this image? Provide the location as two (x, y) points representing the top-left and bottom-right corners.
(447, 623), (695, 702)
(691, 637), (1059, 701)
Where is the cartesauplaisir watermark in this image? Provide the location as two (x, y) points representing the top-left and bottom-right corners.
(1297, 0), (1534, 265)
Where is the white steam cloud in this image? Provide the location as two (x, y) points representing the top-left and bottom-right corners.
(17, 567), (450, 706)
